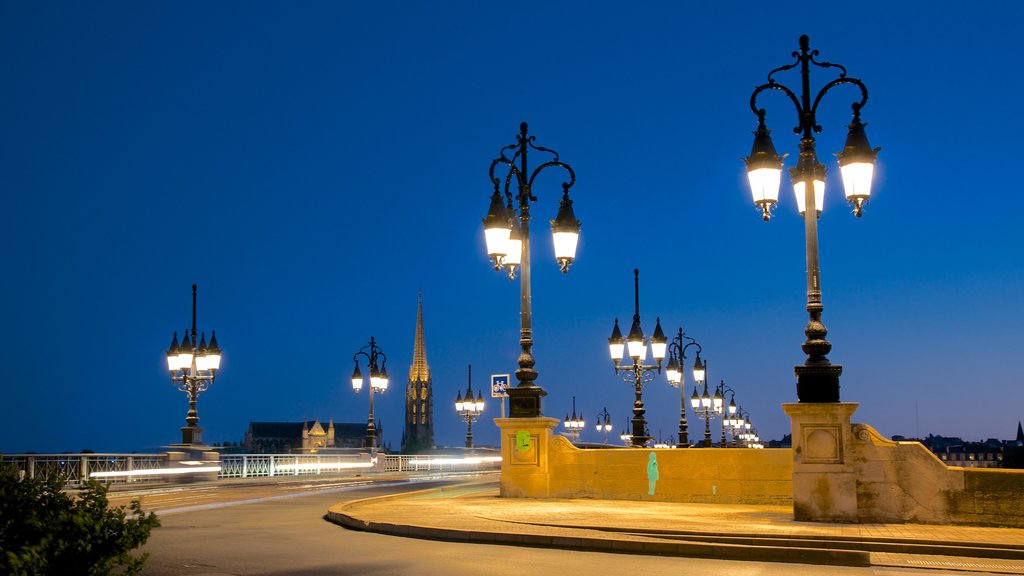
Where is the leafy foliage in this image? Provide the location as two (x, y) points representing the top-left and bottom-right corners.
(0, 465), (160, 575)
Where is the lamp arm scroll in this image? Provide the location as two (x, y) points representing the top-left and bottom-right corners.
(749, 82), (803, 128)
(810, 77), (869, 122)
(527, 160), (576, 191)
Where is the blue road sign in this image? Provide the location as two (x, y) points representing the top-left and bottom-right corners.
(491, 374), (510, 398)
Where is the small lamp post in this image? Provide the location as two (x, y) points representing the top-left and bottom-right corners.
(482, 122), (580, 418)
(455, 365), (485, 449)
(619, 418), (632, 446)
(563, 396), (585, 443)
(352, 337), (389, 450)
(595, 407), (612, 445)
(608, 269), (666, 447)
(689, 363), (721, 447)
(165, 284), (222, 447)
(744, 34), (880, 403)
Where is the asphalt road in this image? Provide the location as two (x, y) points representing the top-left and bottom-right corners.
(134, 477), (1001, 576)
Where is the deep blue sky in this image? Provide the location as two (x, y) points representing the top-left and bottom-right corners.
(2, 2), (1022, 453)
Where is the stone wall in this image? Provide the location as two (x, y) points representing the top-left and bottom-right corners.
(498, 412), (1024, 528)
(786, 403), (1024, 527)
(496, 417), (792, 505)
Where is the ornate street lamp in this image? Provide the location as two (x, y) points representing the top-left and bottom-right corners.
(689, 362), (721, 447)
(352, 337), (389, 450)
(455, 365), (485, 449)
(619, 418), (631, 446)
(665, 328), (703, 447)
(595, 407), (612, 445)
(745, 35), (880, 403)
(608, 269), (666, 447)
(165, 284), (222, 447)
(714, 382), (739, 447)
(482, 122), (580, 418)
(563, 396), (585, 443)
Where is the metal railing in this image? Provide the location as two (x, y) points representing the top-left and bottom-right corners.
(1, 452), (501, 488)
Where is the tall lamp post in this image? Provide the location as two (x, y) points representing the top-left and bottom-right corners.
(351, 337), (389, 450)
(744, 34), (880, 403)
(165, 284), (222, 447)
(562, 396), (585, 442)
(608, 269), (667, 447)
(455, 365), (485, 449)
(595, 407), (612, 445)
(482, 122), (581, 418)
(665, 328), (704, 447)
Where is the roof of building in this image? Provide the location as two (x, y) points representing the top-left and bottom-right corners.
(247, 421), (367, 439)
(409, 292), (430, 382)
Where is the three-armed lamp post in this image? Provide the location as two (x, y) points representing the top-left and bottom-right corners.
(352, 337), (389, 450)
(665, 328), (703, 447)
(744, 34), (880, 403)
(165, 284), (222, 446)
(455, 365), (485, 449)
(563, 396), (585, 443)
(608, 269), (667, 447)
(482, 122), (581, 418)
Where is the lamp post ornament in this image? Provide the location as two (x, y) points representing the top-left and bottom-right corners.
(745, 34), (880, 403)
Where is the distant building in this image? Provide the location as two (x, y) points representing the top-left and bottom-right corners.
(892, 424), (1024, 469)
(401, 294), (435, 454)
(243, 419), (378, 453)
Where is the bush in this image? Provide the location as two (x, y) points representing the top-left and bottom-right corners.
(0, 465), (160, 575)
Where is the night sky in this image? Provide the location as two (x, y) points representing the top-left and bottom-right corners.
(2, 2), (1022, 454)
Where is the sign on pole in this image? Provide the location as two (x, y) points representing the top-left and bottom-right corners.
(491, 374), (510, 398)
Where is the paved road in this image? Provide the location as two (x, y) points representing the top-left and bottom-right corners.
(136, 478), (1002, 576)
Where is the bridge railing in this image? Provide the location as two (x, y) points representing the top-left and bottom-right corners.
(1, 452), (501, 487)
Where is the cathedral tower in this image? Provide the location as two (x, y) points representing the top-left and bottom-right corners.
(401, 293), (435, 453)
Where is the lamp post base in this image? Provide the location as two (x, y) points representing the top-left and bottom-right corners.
(180, 425), (204, 445)
(507, 385), (546, 418)
(795, 363), (843, 403)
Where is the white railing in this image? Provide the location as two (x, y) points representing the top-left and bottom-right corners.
(1, 452), (501, 487)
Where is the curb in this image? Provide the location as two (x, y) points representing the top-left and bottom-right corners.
(325, 492), (870, 567)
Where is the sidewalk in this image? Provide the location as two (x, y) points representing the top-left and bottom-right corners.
(327, 480), (1024, 572)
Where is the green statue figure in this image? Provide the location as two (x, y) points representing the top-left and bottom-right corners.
(647, 452), (659, 496)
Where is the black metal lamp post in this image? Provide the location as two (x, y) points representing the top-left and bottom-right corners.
(714, 382), (739, 447)
(619, 418), (631, 446)
(595, 407), (612, 445)
(482, 122), (580, 419)
(745, 35), (881, 403)
(165, 284), (222, 446)
(455, 365), (485, 449)
(689, 363), (722, 448)
(665, 328), (704, 447)
(351, 337), (389, 450)
(608, 269), (667, 447)
(562, 396), (585, 443)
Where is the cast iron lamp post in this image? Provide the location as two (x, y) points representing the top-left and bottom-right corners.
(455, 365), (485, 449)
(165, 284), (222, 446)
(665, 328), (704, 447)
(351, 337), (389, 450)
(689, 365), (722, 448)
(608, 269), (667, 447)
(744, 34), (880, 403)
(563, 396), (585, 442)
(715, 382), (738, 447)
(482, 122), (580, 418)
(595, 407), (612, 445)
(619, 418), (631, 446)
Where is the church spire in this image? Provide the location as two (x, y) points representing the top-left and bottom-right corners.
(409, 292), (430, 381)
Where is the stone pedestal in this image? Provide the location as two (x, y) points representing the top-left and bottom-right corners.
(495, 417), (559, 498)
(782, 402), (859, 522)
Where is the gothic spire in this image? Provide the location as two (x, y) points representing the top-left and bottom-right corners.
(409, 292), (430, 381)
